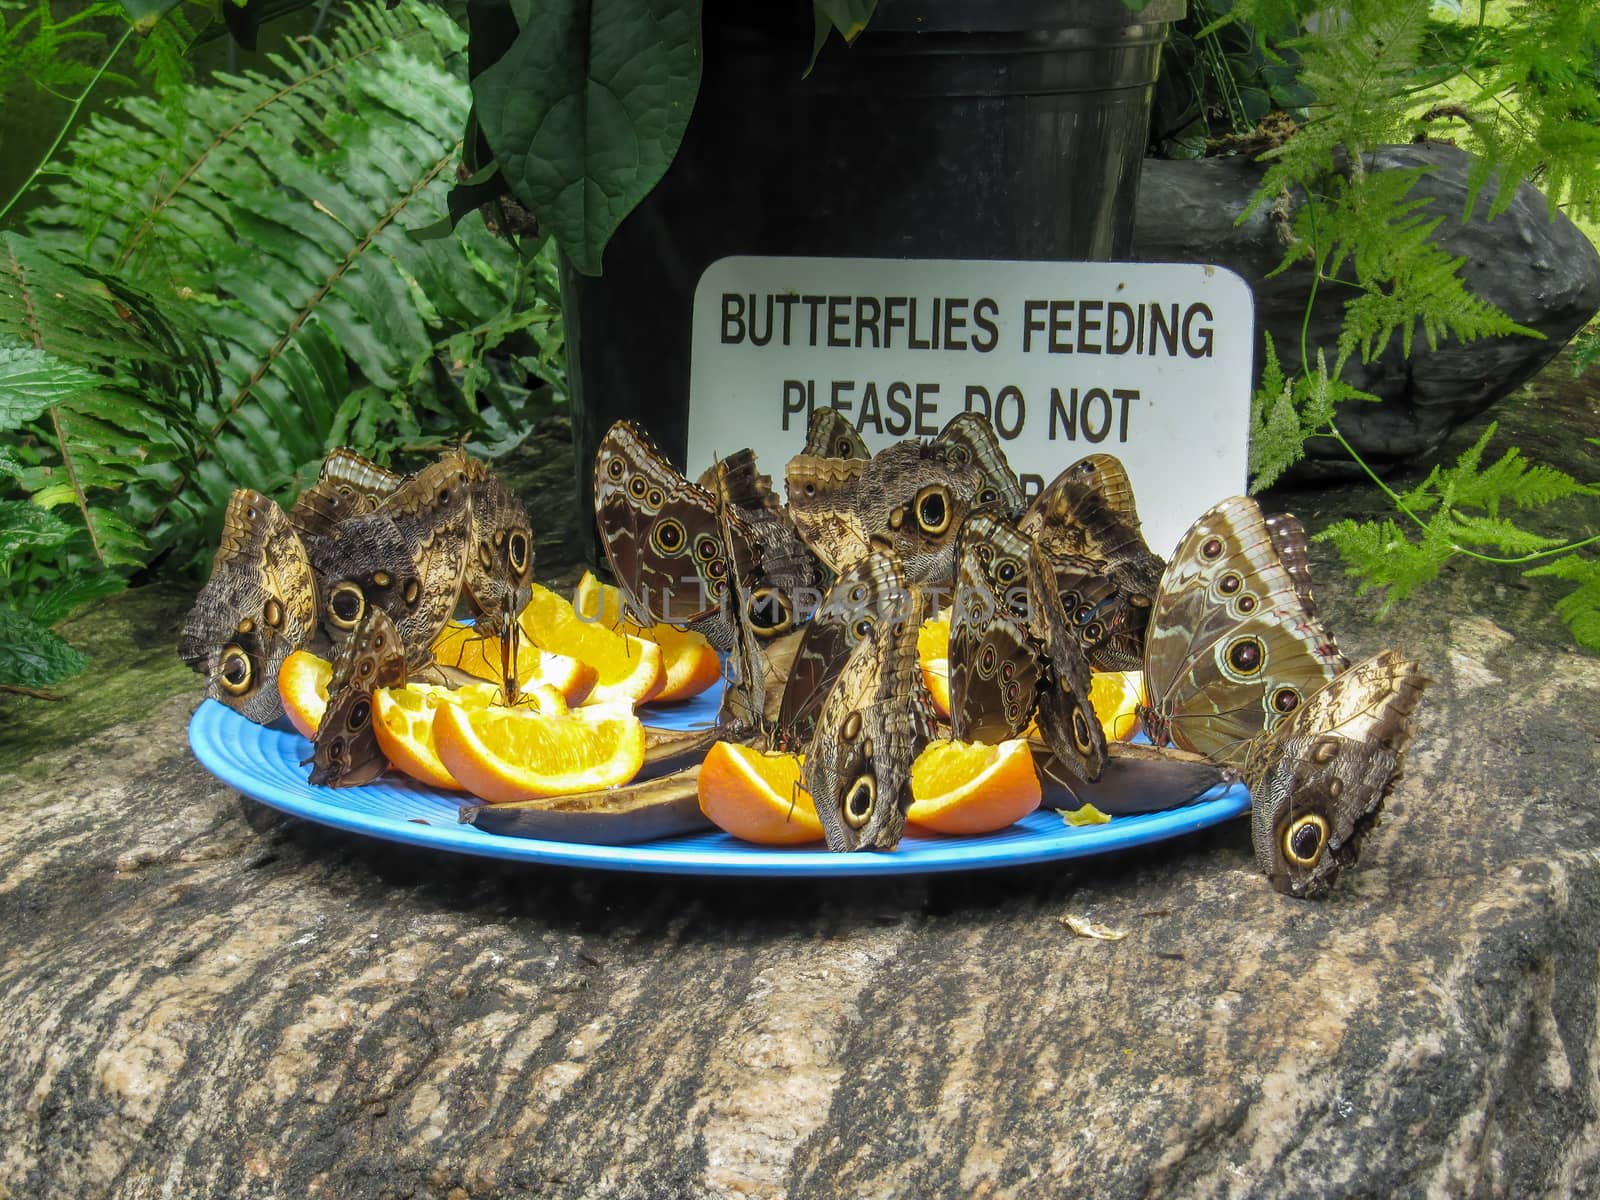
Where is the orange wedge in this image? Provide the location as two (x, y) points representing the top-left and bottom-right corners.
(573, 572), (721, 702)
(278, 649), (333, 738)
(432, 621), (599, 706)
(520, 582), (664, 706)
(917, 617), (951, 718)
(433, 702), (646, 804)
(372, 685), (463, 790)
(1090, 669), (1145, 742)
(906, 738), (1041, 835)
(372, 682), (571, 792)
(697, 741), (824, 845)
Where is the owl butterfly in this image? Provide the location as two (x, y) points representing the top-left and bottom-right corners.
(307, 605), (408, 788)
(776, 552), (907, 750)
(1026, 540), (1108, 783)
(179, 489), (318, 724)
(936, 411), (1025, 517)
(697, 448), (824, 638)
(306, 450), (474, 672)
(804, 584), (939, 852)
(461, 456), (535, 639)
(787, 439), (981, 585)
(1139, 496), (1348, 767)
(1244, 650), (1428, 898)
(948, 513), (1041, 745)
(803, 404), (870, 460)
(595, 421), (760, 638)
(1018, 454), (1165, 671)
(287, 448), (401, 543)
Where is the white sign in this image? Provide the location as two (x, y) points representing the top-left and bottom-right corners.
(687, 256), (1253, 559)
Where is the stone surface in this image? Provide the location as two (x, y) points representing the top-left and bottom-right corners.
(3, 360), (1600, 1198)
(1134, 142), (1600, 479)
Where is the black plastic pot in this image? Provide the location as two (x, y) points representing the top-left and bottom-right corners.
(562, 0), (1186, 566)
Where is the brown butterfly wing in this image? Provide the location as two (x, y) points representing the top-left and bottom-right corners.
(1245, 650), (1428, 897)
(702, 448), (825, 634)
(803, 405), (870, 459)
(309, 452), (472, 671)
(804, 587), (938, 852)
(461, 458), (535, 639)
(1046, 555), (1150, 673)
(1142, 497), (1346, 765)
(776, 552), (906, 749)
(288, 448), (402, 542)
(596, 421), (743, 623)
(786, 453), (871, 576)
(937, 411), (1025, 517)
(851, 441), (981, 585)
(1018, 454), (1154, 565)
(1027, 542), (1107, 782)
(179, 489), (317, 724)
(307, 606), (408, 788)
(949, 514), (1040, 744)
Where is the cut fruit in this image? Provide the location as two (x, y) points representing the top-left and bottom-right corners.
(917, 617), (951, 719)
(907, 738), (1041, 835)
(278, 650), (333, 739)
(573, 572), (721, 702)
(432, 621), (599, 706)
(1090, 669), (1145, 742)
(372, 685), (462, 791)
(697, 741), (823, 845)
(433, 702), (646, 804)
(520, 583), (665, 707)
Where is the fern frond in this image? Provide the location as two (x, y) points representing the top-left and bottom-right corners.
(1250, 0), (1438, 211)
(32, 1), (547, 565)
(1456, 1), (1600, 221)
(1316, 515), (1456, 612)
(0, 233), (216, 567)
(1397, 422), (1597, 517)
(1525, 554), (1600, 651)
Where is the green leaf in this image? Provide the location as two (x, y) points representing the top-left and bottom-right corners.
(27, 570), (126, 624)
(0, 604), (88, 688)
(473, 0), (703, 276)
(0, 343), (101, 429)
(814, 0), (877, 43)
(116, 0), (182, 22)
(0, 498), (76, 572)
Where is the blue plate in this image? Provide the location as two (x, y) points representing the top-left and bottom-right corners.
(187, 682), (1250, 877)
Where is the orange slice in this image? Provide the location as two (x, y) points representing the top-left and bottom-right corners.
(906, 738), (1041, 835)
(432, 621), (599, 706)
(573, 572), (721, 702)
(520, 582), (664, 707)
(372, 685), (463, 790)
(372, 682), (573, 791)
(432, 702), (646, 803)
(278, 649), (333, 738)
(697, 741), (824, 845)
(1090, 669), (1145, 742)
(917, 617), (951, 718)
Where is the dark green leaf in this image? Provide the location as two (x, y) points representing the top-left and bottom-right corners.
(222, 0), (264, 50)
(117, 0), (183, 21)
(814, 0), (876, 43)
(0, 499), (76, 571)
(0, 605), (88, 688)
(27, 571), (127, 625)
(0, 344), (100, 430)
(473, 0), (703, 276)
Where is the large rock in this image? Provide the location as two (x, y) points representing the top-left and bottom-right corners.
(2, 362), (1599, 1197)
(1134, 142), (1600, 478)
